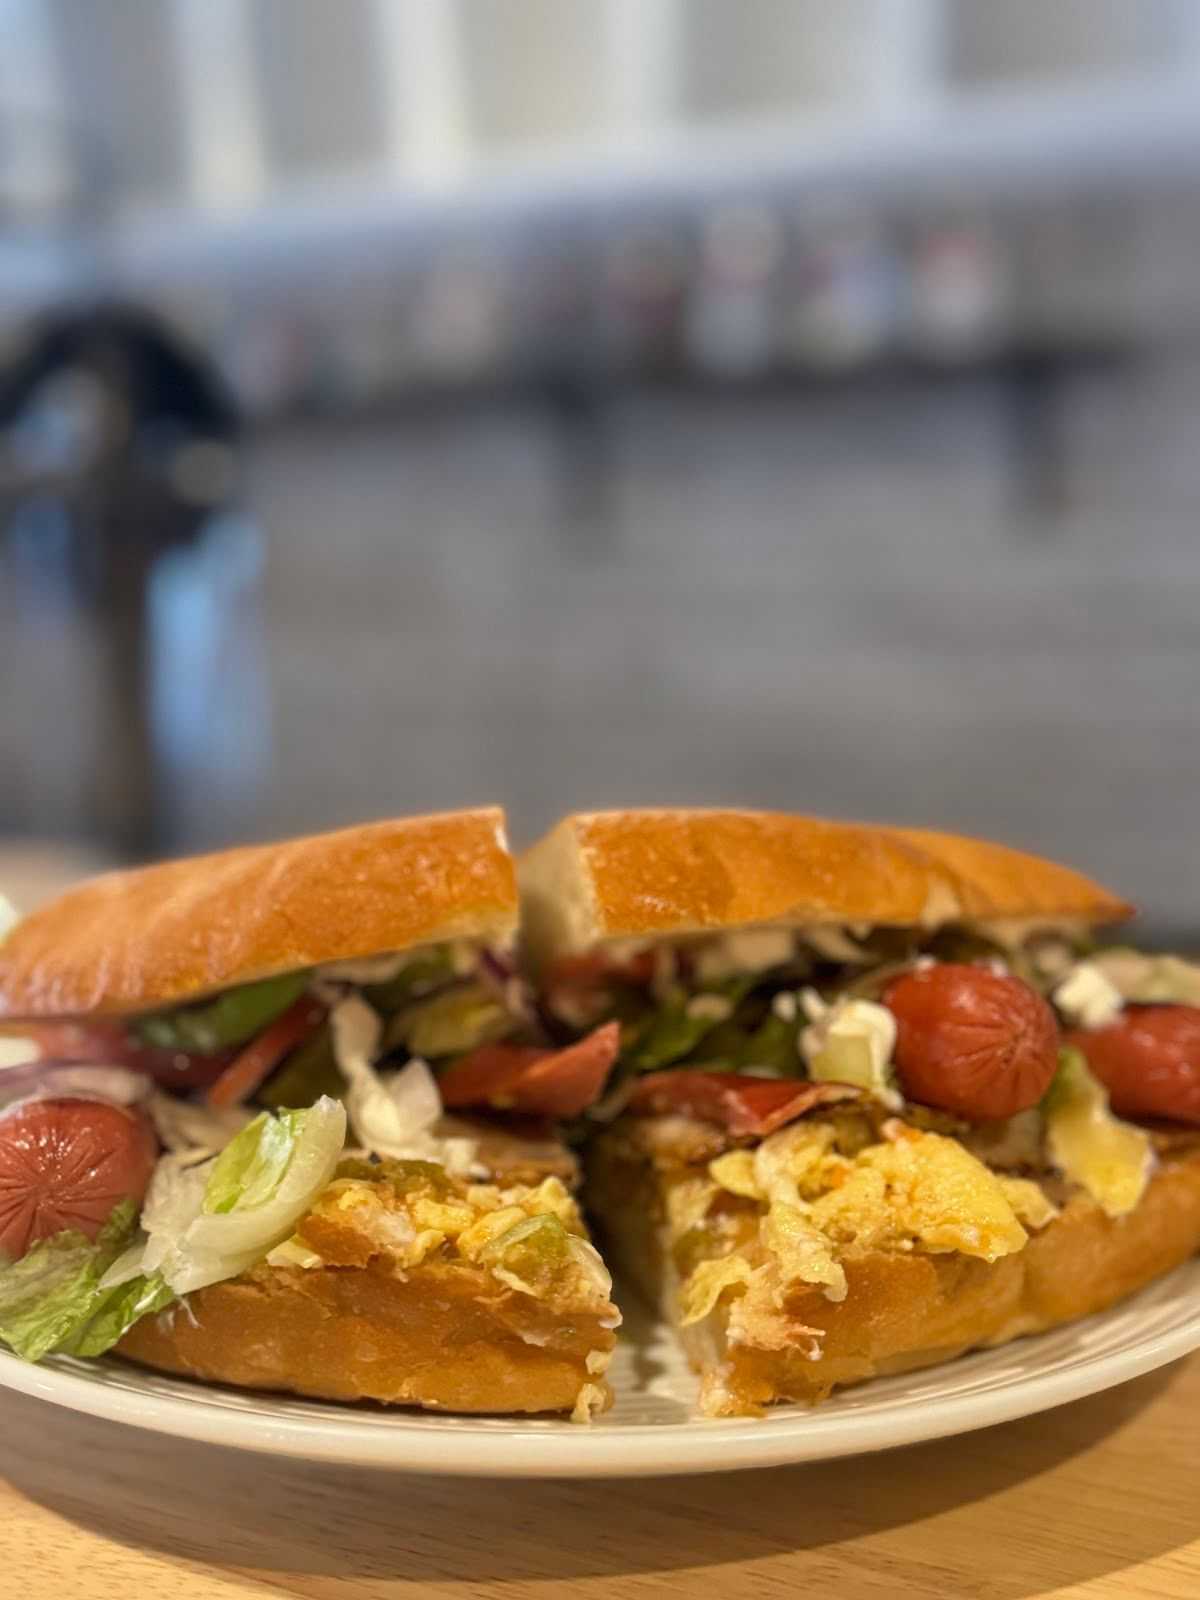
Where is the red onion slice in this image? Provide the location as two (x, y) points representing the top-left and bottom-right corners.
(0, 1061), (153, 1116)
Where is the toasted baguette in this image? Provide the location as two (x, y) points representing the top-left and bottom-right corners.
(588, 1117), (1200, 1416)
(519, 809), (1132, 965)
(0, 810), (516, 1020)
(117, 1256), (616, 1416)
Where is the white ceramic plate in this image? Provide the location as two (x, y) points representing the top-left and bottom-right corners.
(3, 1262), (1198, 1478)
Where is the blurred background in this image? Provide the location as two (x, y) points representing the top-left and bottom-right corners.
(0, 0), (1199, 932)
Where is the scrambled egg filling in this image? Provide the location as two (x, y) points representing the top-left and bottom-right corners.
(272, 1158), (612, 1312)
(679, 1117), (1056, 1329)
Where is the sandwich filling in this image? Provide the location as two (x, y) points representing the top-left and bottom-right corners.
(540, 925), (1200, 1402)
(0, 939), (620, 1411)
(2, 896), (1198, 1418)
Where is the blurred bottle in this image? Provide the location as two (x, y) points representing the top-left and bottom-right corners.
(781, 204), (898, 373)
(410, 241), (511, 390)
(600, 218), (689, 378)
(685, 199), (781, 380)
(904, 208), (1009, 361)
(0, 304), (265, 855)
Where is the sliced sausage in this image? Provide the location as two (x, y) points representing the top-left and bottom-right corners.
(885, 963), (1059, 1120)
(0, 1097), (158, 1260)
(1068, 1004), (1200, 1125)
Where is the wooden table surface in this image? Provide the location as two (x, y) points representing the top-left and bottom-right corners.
(0, 1353), (1198, 1600)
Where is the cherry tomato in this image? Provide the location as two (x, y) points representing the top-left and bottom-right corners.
(628, 1071), (860, 1137)
(884, 963), (1059, 1120)
(0, 1097), (158, 1259)
(1068, 1004), (1200, 1125)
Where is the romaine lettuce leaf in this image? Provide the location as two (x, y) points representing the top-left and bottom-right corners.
(204, 1108), (306, 1214)
(61, 1271), (175, 1358)
(0, 1200), (170, 1362)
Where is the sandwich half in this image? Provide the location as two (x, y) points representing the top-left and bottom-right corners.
(522, 809), (1200, 1416)
(0, 811), (619, 1418)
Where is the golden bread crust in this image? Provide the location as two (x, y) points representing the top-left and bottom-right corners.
(116, 1256), (615, 1414)
(519, 809), (1132, 961)
(879, 823), (1134, 925)
(588, 1119), (1200, 1415)
(0, 810), (517, 1019)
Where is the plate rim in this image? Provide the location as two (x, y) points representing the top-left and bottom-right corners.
(2, 1283), (1198, 1478)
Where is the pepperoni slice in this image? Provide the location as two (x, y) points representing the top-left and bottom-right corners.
(0, 1098), (158, 1260)
(438, 1022), (621, 1117)
(628, 1071), (862, 1137)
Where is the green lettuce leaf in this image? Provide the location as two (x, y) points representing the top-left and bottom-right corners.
(630, 976), (759, 1072)
(105, 1097), (347, 1298)
(0, 1200), (172, 1363)
(61, 1271), (175, 1358)
(203, 1108), (306, 1214)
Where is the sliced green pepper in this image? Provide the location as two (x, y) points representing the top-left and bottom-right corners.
(388, 981), (512, 1059)
(336, 1156), (455, 1196)
(135, 970), (308, 1054)
(629, 975), (758, 1072)
(364, 949), (458, 1013)
(258, 1025), (343, 1108)
(481, 1213), (571, 1293)
(631, 1003), (721, 1071)
(733, 1012), (800, 1077)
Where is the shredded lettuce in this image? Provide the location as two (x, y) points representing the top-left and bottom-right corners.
(330, 995), (478, 1174)
(104, 1097), (347, 1298)
(0, 1200), (170, 1363)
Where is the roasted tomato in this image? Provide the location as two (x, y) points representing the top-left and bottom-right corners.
(206, 997), (325, 1110)
(543, 952), (657, 989)
(1068, 1004), (1200, 1125)
(884, 963), (1059, 1120)
(0, 1097), (158, 1259)
(438, 1022), (621, 1118)
(628, 1071), (861, 1137)
(541, 951), (657, 1027)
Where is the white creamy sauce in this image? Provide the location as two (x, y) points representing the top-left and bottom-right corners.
(1053, 961), (1124, 1030)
